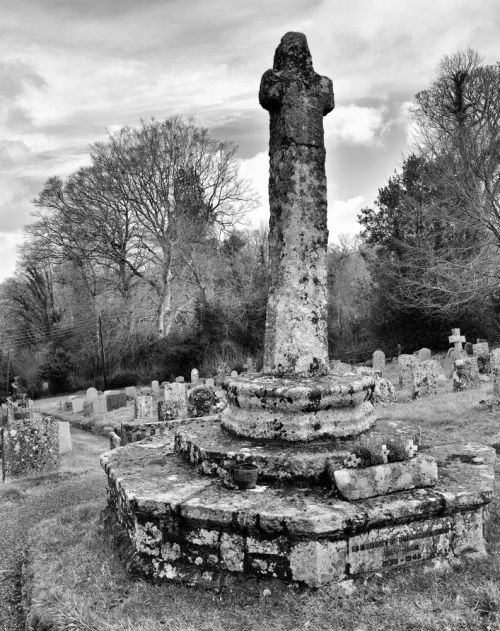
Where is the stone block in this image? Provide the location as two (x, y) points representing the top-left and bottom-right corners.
(135, 394), (154, 419)
(71, 397), (84, 414)
(163, 383), (187, 419)
(191, 368), (199, 384)
(289, 540), (346, 587)
(151, 380), (161, 395)
(58, 421), (72, 454)
(205, 378), (215, 388)
(106, 392), (127, 412)
(473, 342), (489, 356)
(1, 416), (60, 482)
(412, 360), (439, 398)
(220, 533), (244, 572)
(372, 377), (396, 404)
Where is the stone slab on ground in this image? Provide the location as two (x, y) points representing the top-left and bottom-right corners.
(101, 438), (494, 588)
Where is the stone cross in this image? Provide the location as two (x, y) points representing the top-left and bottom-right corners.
(381, 444), (390, 464)
(259, 32), (334, 376)
(449, 328), (466, 356)
(344, 453), (361, 468)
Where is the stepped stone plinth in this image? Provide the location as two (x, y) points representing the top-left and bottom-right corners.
(101, 31), (496, 590)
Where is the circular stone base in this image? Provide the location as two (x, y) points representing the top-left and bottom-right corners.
(101, 438), (495, 588)
(222, 373), (376, 441)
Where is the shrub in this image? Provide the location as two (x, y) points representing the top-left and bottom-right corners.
(106, 371), (139, 389)
(349, 434), (412, 468)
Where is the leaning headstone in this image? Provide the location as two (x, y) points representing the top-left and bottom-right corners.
(135, 394), (154, 419)
(71, 398), (84, 414)
(86, 387), (98, 401)
(106, 392), (127, 412)
(372, 350), (385, 374)
(453, 357), (480, 391)
(1, 415), (59, 482)
(412, 360), (439, 399)
(151, 380), (161, 396)
(190, 368), (199, 385)
(449, 328), (466, 357)
(418, 348), (431, 362)
(58, 421), (72, 454)
(398, 354), (417, 389)
(125, 386), (137, 400)
(162, 382), (188, 420)
(491, 350), (500, 400)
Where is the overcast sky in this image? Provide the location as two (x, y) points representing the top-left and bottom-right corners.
(1, 0), (499, 281)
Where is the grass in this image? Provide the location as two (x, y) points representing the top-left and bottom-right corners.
(22, 372), (500, 630)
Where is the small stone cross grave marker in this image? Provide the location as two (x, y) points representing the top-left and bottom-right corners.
(381, 444), (390, 464)
(449, 328), (466, 356)
(344, 453), (361, 468)
(406, 439), (418, 458)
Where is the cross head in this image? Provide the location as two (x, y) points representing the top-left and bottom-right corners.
(344, 453), (362, 468)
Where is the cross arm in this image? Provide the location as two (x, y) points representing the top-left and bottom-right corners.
(259, 69), (282, 112)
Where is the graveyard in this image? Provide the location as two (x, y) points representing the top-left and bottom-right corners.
(0, 30), (498, 631)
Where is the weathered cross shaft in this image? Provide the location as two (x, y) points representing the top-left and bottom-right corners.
(260, 32), (334, 376)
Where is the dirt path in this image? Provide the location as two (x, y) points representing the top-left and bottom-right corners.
(0, 428), (108, 631)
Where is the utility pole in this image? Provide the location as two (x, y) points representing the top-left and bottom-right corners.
(98, 314), (108, 390)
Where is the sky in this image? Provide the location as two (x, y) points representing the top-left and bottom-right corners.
(1, 0), (499, 281)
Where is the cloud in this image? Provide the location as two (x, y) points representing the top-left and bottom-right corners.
(0, 231), (24, 280)
(328, 196), (366, 239)
(326, 105), (385, 145)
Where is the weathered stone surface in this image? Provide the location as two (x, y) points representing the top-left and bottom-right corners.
(191, 368), (199, 385)
(453, 357), (480, 391)
(418, 347), (431, 362)
(83, 401), (93, 417)
(449, 328), (466, 356)
(101, 439), (494, 587)
(412, 360), (439, 399)
(163, 383), (188, 420)
(260, 32), (334, 376)
(2, 415), (60, 482)
(93, 395), (107, 415)
(222, 373), (376, 441)
(332, 455), (438, 500)
(125, 386), (137, 399)
(134, 394), (154, 419)
(106, 392), (127, 412)
(398, 354), (417, 389)
(372, 350), (385, 374)
(473, 342), (489, 356)
(372, 377), (396, 404)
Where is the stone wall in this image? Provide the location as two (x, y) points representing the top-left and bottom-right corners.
(1, 415), (59, 482)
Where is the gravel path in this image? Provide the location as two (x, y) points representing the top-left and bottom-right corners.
(0, 428), (108, 631)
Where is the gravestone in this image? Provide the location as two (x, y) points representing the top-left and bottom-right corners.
(125, 386), (137, 400)
(473, 342), (491, 375)
(135, 394), (154, 419)
(106, 392), (127, 412)
(473, 342), (489, 355)
(86, 387), (98, 401)
(372, 350), (385, 374)
(418, 348), (431, 362)
(175, 376), (185, 383)
(191, 368), (199, 385)
(398, 354), (417, 389)
(464, 342), (473, 356)
(230, 370), (238, 378)
(7, 399), (34, 421)
(205, 378), (215, 388)
(372, 377), (396, 404)
(83, 401), (94, 417)
(491, 350), (500, 400)
(216, 363), (229, 386)
(151, 380), (161, 396)
(1, 415), (59, 482)
(162, 382), (188, 420)
(412, 360), (439, 398)
(58, 421), (72, 454)
(449, 328), (466, 357)
(71, 398), (84, 414)
(453, 357), (480, 391)
(93, 395), (107, 415)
